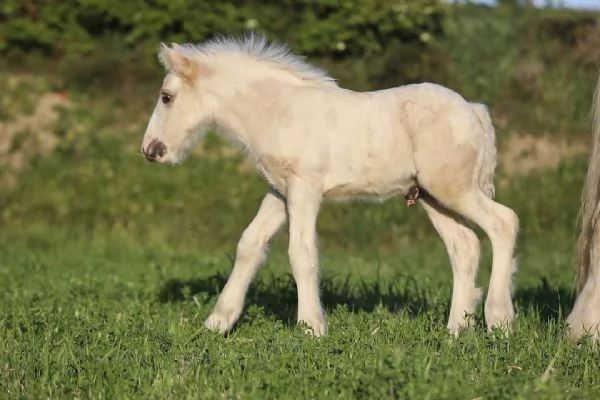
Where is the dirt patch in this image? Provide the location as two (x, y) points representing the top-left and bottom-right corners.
(498, 133), (587, 176)
(0, 90), (69, 182)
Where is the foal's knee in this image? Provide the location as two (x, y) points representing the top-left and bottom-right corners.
(236, 228), (267, 264)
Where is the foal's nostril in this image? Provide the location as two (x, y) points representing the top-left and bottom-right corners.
(143, 138), (167, 162)
(155, 141), (167, 158)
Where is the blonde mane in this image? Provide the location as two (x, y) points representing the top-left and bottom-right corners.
(171, 33), (338, 87)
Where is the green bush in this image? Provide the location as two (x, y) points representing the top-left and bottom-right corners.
(0, 0), (445, 58)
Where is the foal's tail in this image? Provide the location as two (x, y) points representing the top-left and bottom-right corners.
(576, 76), (600, 294)
(471, 102), (497, 199)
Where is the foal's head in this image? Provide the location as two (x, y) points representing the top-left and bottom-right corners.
(141, 44), (214, 164)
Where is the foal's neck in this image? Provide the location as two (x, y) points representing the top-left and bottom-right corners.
(212, 71), (299, 153)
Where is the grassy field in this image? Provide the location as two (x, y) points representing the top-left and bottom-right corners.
(1, 85), (600, 398)
(1, 206), (600, 399)
(2, 6), (600, 396)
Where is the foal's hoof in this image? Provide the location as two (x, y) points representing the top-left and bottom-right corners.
(447, 317), (475, 337)
(485, 300), (514, 336)
(485, 317), (513, 337)
(204, 310), (238, 335)
(298, 316), (327, 337)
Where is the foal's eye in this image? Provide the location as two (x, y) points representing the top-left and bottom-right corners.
(161, 93), (173, 105)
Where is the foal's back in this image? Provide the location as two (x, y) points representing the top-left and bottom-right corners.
(276, 82), (483, 200)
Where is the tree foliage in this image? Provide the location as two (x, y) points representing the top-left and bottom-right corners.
(0, 0), (445, 58)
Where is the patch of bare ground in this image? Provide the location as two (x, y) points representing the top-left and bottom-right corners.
(498, 133), (587, 177)
(0, 78), (69, 184)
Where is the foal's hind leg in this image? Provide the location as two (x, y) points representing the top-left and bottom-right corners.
(439, 190), (519, 333)
(420, 198), (483, 335)
(418, 161), (518, 333)
(205, 189), (287, 334)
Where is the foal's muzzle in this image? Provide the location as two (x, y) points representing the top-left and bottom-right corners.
(142, 138), (167, 162)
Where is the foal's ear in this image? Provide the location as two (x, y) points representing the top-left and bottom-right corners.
(158, 43), (198, 80)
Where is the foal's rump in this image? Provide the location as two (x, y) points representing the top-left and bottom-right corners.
(311, 83), (497, 202)
(397, 83), (497, 203)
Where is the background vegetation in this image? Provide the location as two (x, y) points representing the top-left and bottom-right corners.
(1, 0), (600, 398)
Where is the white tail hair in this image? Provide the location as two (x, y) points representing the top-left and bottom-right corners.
(576, 76), (600, 293)
(471, 102), (497, 199)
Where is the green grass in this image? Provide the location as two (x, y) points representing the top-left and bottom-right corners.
(1, 118), (599, 397)
(1, 227), (599, 399)
(2, 21), (600, 395)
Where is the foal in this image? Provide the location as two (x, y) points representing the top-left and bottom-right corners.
(140, 34), (519, 337)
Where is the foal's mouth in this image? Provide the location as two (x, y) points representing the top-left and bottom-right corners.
(142, 138), (167, 163)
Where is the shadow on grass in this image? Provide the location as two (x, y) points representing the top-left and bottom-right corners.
(157, 270), (431, 325)
(514, 277), (575, 322)
(158, 273), (575, 329)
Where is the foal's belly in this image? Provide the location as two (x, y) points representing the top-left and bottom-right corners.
(323, 173), (414, 200)
(322, 133), (416, 200)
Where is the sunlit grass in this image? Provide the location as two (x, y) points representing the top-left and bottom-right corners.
(1, 14), (598, 394)
(1, 229), (599, 399)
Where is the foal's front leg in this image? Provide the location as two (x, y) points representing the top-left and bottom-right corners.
(286, 178), (326, 336)
(205, 190), (287, 334)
